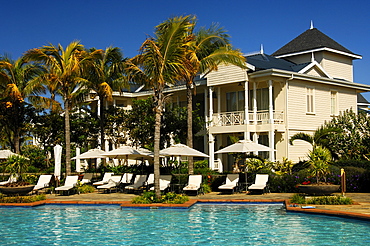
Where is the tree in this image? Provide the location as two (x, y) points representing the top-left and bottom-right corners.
(126, 16), (193, 199)
(24, 41), (102, 175)
(0, 55), (43, 153)
(181, 22), (247, 174)
(289, 125), (342, 158)
(84, 47), (127, 150)
(325, 109), (370, 160)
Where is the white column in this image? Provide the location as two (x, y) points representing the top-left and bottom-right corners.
(208, 133), (215, 170)
(208, 87), (215, 170)
(97, 99), (101, 116)
(204, 89), (208, 153)
(268, 80), (275, 162)
(244, 81), (249, 140)
(268, 80), (273, 123)
(209, 87), (214, 126)
(113, 99), (116, 107)
(217, 87), (221, 114)
(253, 82), (257, 125)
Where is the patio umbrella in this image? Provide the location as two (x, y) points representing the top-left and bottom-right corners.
(72, 148), (106, 160)
(54, 144), (62, 180)
(215, 140), (273, 154)
(215, 140), (274, 190)
(159, 144), (209, 157)
(0, 150), (29, 159)
(101, 146), (154, 165)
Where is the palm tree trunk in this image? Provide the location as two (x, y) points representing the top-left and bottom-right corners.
(186, 82), (194, 174)
(153, 100), (162, 200)
(64, 99), (71, 176)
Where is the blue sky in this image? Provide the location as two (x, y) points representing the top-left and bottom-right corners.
(2, 0), (370, 98)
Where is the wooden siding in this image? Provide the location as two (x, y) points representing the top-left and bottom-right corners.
(320, 52), (353, 81)
(206, 65), (247, 86)
(288, 130), (313, 162)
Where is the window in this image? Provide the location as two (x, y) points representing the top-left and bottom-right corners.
(330, 91), (338, 115)
(248, 88), (272, 111)
(226, 91), (244, 111)
(306, 87), (315, 113)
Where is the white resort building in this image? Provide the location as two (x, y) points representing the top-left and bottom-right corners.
(89, 26), (370, 172)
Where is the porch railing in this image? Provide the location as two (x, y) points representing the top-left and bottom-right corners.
(211, 110), (284, 126)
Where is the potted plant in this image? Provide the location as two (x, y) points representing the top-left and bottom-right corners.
(0, 155), (35, 195)
(297, 146), (340, 195)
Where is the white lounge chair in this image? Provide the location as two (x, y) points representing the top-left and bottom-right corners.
(93, 172), (114, 186)
(218, 174), (240, 194)
(120, 173), (133, 184)
(0, 174), (18, 185)
(55, 176), (79, 195)
(183, 175), (203, 195)
(124, 175), (147, 193)
(149, 175), (171, 192)
(97, 175), (122, 193)
(248, 174), (269, 194)
(33, 175), (52, 193)
(143, 173), (154, 190)
(80, 173), (94, 184)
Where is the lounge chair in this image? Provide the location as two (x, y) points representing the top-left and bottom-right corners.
(149, 175), (171, 192)
(218, 174), (240, 194)
(0, 174), (18, 185)
(124, 175), (147, 193)
(92, 172), (114, 186)
(55, 176), (79, 195)
(248, 174), (269, 194)
(183, 175), (203, 195)
(97, 175), (122, 193)
(33, 175), (52, 193)
(143, 173), (154, 190)
(80, 173), (94, 184)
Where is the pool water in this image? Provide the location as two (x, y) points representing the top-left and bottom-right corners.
(1, 204), (369, 245)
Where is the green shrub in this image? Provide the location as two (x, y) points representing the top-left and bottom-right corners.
(0, 194), (46, 203)
(290, 193), (306, 204)
(201, 183), (212, 194)
(131, 191), (189, 204)
(77, 184), (95, 194)
(290, 194), (353, 205)
(307, 196), (353, 205)
(132, 191), (160, 204)
(161, 192), (189, 204)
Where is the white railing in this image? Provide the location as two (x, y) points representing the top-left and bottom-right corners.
(212, 110), (284, 126)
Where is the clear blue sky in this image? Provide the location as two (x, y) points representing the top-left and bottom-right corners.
(2, 0), (370, 98)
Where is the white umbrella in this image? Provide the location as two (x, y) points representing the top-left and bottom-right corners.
(101, 146), (153, 159)
(72, 148), (106, 160)
(0, 150), (29, 159)
(54, 144), (62, 179)
(0, 150), (16, 159)
(215, 140), (274, 154)
(160, 144), (209, 157)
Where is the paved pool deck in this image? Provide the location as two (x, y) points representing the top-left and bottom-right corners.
(2, 192), (370, 220)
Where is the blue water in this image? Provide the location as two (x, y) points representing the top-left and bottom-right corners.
(0, 204), (369, 245)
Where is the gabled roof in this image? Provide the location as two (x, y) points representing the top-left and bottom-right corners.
(272, 28), (361, 59)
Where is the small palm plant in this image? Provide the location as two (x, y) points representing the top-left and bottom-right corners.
(5, 155), (29, 184)
(307, 146), (332, 184)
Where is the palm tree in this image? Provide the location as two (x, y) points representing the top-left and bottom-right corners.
(24, 41), (102, 175)
(0, 55), (44, 153)
(289, 125), (342, 150)
(181, 21), (247, 174)
(126, 16), (193, 199)
(84, 47), (127, 151)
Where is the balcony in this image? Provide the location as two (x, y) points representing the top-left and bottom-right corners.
(211, 110), (284, 127)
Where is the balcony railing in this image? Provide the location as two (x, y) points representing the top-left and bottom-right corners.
(211, 110), (284, 126)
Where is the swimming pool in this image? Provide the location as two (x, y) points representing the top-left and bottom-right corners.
(1, 203), (369, 245)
